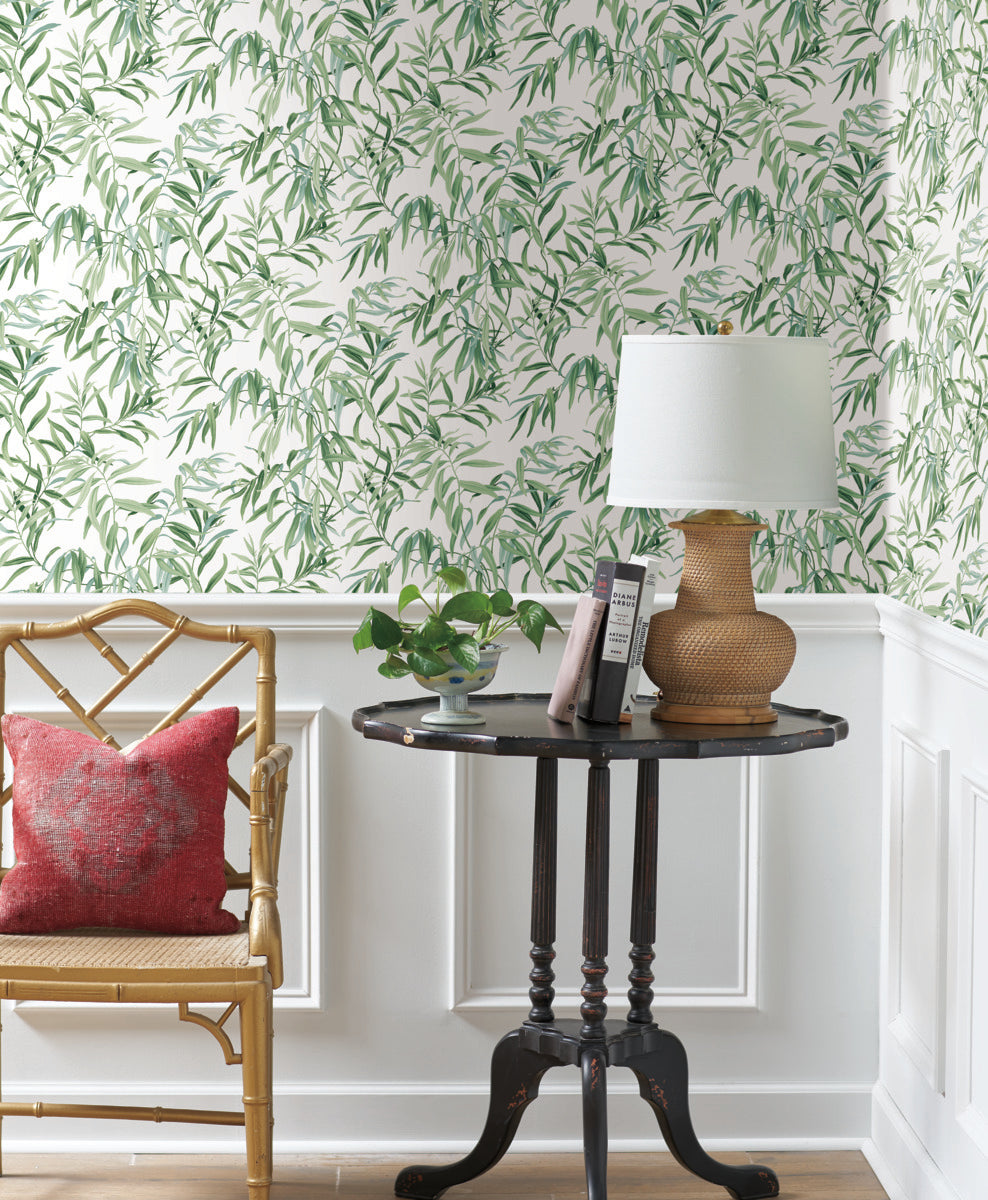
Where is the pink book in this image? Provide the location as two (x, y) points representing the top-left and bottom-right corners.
(547, 594), (607, 723)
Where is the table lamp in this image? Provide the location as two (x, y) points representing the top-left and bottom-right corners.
(606, 325), (839, 725)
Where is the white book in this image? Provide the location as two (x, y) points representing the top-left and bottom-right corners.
(619, 555), (661, 720)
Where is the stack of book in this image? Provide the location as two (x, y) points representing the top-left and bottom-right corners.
(547, 556), (660, 724)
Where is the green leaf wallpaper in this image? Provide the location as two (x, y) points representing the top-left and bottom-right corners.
(0, 0), (978, 626)
(883, 0), (988, 633)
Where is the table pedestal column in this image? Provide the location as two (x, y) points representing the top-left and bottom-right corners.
(528, 757), (558, 1023)
(394, 757), (779, 1200)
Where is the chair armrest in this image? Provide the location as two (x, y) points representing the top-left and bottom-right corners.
(247, 744), (293, 988)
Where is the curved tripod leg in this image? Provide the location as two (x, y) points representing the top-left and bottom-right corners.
(395, 1029), (556, 1199)
(581, 1047), (608, 1200)
(626, 1029), (779, 1200)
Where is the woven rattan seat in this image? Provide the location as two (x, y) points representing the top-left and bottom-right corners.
(0, 928), (261, 971)
(0, 600), (292, 1199)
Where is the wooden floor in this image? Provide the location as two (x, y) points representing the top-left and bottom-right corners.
(0, 1151), (890, 1198)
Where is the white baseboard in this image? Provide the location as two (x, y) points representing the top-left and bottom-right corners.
(0, 1079), (872, 1153)
(3, 1137), (872, 1155)
(863, 1138), (911, 1200)
(867, 1085), (962, 1200)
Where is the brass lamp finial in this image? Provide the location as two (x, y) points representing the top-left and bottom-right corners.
(716, 319), (733, 335)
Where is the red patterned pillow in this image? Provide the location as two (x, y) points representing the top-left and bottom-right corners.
(0, 708), (241, 935)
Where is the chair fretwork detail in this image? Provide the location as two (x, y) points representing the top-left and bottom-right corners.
(145, 641), (256, 739)
(0, 598), (291, 1200)
(179, 1001), (243, 1065)
(83, 625), (186, 717)
(230, 776), (252, 809)
(9, 640), (120, 748)
(82, 628), (132, 674)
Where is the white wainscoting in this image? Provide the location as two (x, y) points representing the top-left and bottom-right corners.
(867, 599), (988, 1200)
(451, 754), (761, 1013)
(885, 724), (949, 1096)
(0, 593), (882, 1152)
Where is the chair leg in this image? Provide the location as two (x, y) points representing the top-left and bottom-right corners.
(241, 979), (274, 1200)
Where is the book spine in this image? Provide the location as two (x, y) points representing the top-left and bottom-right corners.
(546, 595), (607, 722)
(620, 555), (661, 720)
(578, 559), (646, 723)
(576, 562), (616, 720)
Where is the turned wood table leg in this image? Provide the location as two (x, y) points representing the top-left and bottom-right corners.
(395, 1031), (557, 1200)
(580, 760), (610, 1040)
(579, 759), (611, 1198)
(528, 757), (558, 1024)
(628, 758), (659, 1024)
(581, 1046), (608, 1200)
(626, 1027), (779, 1199)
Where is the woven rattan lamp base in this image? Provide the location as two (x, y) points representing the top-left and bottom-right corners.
(642, 512), (796, 725)
(652, 698), (780, 724)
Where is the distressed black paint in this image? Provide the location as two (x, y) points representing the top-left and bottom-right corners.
(353, 693), (847, 761)
(354, 694), (847, 1200)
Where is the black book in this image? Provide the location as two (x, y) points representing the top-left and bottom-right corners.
(577, 559), (647, 724)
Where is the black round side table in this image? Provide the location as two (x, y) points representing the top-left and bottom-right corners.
(352, 694), (849, 1200)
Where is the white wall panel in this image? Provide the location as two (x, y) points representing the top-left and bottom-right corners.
(886, 725), (948, 1093)
(957, 776), (988, 1157)
(0, 593), (882, 1152)
(869, 599), (988, 1200)
(455, 754), (757, 1012)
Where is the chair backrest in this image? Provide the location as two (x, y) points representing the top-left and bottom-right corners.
(0, 599), (281, 900)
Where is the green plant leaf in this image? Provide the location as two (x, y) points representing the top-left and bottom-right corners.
(437, 566), (468, 593)
(408, 647), (449, 677)
(413, 614), (456, 648)
(515, 600), (563, 650)
(352, 611), (375, 651)
(447, 633), (481, 670)
(378, 656), (412, 678)
(398, 583), (423, 614)
(439, 590), (492, 623)
(358, 607), (403, 651)
(490, 588), (514, 616)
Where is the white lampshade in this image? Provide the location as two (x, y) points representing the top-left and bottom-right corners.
(607, 334), (839, 511)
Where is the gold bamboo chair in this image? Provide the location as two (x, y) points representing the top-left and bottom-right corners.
(0, 599), (291, 1199)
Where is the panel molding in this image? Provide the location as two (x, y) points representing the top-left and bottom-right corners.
(956, 772), (988, 1155)
(0, 591), (882, 638)
(878, 596), (988, 693)
(450, 756), (761, 1012)
(4, 705), (326, 1014)
(886, 723), (950, 1095)
(0, 592), (883, 1154)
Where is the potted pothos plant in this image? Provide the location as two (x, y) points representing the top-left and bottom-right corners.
(353, 567), (561, 725)
(353, 566), (561, 677)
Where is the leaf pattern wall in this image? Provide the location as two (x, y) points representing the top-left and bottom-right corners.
(0, 0), (903, 600)
(884, 0), (988, 634)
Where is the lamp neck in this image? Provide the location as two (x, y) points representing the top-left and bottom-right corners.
(678, 508), (762, 526)
(669, 520), (767, 616)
